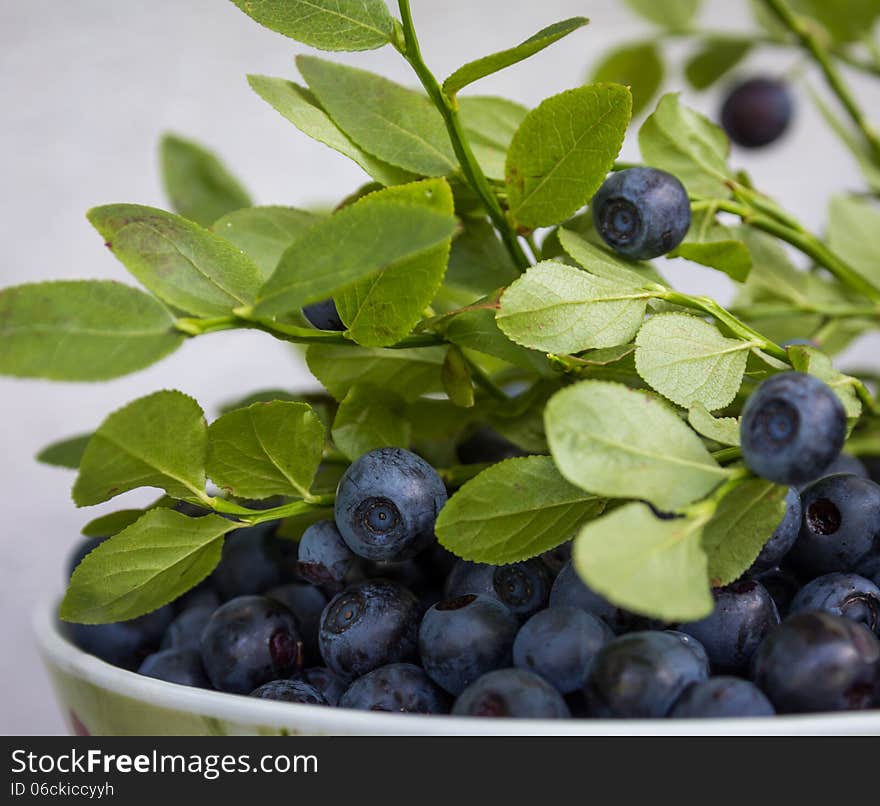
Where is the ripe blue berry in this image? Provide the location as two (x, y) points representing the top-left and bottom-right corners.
(512, 606), (613, 694)
(334, 448), (447, 562)
(160, 605), (215, 651)
(663, 629), (711, 670)
(339, 663), (450, 714)
(859, 554), (880, 588)
(419, 594), (519, 695)
(800, 454), (868, 489)
(752, 568), (801, 617)
(752, 612), (880, 712)
(296, 520), (356, 589)
(669, 677), (775, 718)
(212, 524), (287, 599)
(452, 668), (570, 719)
(302, 298), (344, 331)
(200, 595), (303, 694)
(318, 580), (420, 680)
(740, 372), (846, 486)
(250, 679), (328, 705)
(138, 649), (211, 688)
(70, 606), (174, 671)
(266, 583), (329, 666)
(789, 572), (880, 635)
(720, 78), (793, 148)
(296, 667), (348, 707)
(679, 580), (779, 673)
(592, 167), (691, 260)
(540, 542), (572, 576)
(445, 559), (550, 620)
(790, 474), (880, 576)
(584, 631), (709, 718)
(748, 487), (802, 574)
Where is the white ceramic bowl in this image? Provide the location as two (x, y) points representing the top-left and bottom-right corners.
(34, 595), (880, 735)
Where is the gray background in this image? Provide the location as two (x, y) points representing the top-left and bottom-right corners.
(1, 0), (878, 734)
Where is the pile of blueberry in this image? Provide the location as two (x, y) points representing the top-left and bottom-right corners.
(67, 369), (880, 720)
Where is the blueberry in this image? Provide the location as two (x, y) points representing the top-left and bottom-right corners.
(592, 167), (691, 260)
(172, 580), (220, 613)
(296, 520), (356, 589)
(670, 677), (775, 718)
(512, 607), (613, 694)
(800, 454), (869, 489)
(419, 594), (519, 695)
(212, 524), (287, 599)
(318, 579), (421, 680)
(752, 612), (880, 712)
(859, 554), (880, 588)
(160, 605), (215, 651)
(296, 667), (348, 707)
(445, 559), (550, 619)
(70, 605), (174, 671)
(265, 583), (328, 666)
(748, 487), (802, 574)
(200, 595), (303, 694)
(752, 568), (801, 616)
(452, 668), (570, 719)
(302, 298), (345, 331)
(679, 581), (779, 673)
(334, 448), (447, 562)
(455, 427), (528, 465)
(740, 372), (847, 486)
(138, 649), (211, 688)
(66, 536), (108, 579)
(584, 631), (709, 718)
(663, 629), (711, 671)
(250, 679), (328, 705)
(789, 572), (880, 635)
(720, 78), (793, 148)
(540, 542), (572, 576)
(339, 663), (450, 714)
(790, 474), (880, 576)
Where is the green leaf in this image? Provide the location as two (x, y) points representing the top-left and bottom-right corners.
(443, 307), (549, 374)
(688, 403), (741, 446)
(457, 97), (529, 182)
(672, 239), (752, 283)
(702, 480), (788, 586)
(230, 0), (394, 51)
(787, 345), (862, 420)
(160, 133), (251, 227)
(247, 76), (413, 186)
(331, 384), (411, 459)
(213, 206), (321, 282)
(0, 281), (183, 381)
(590, 42), (664, 118)
(254, 185), (458, 317)
(306, 344), (446, 402)
(634, 313), (751, 411)
(37, 434), (92, 469)
(791, 0), (880, 44)
(207, 401), (325, 499)
(684, 38), (752, 90)
(335, 179), (455, 347)
(442, 217), (519, 302)
(506, 84), (631, 229)
(639, 93), (731, 198)
(73, 391), (207, 507)
(624, 0), (702, 30)
(441, 345), (475, 408)
(443, 17), (589, 96)
(87, 204), (263, 317)
(574, 502), (713, 622)
(827, 195), (880, 290)
(82, 508), (159, 538)
(497, 261), (648, 354)
(297, 56), (457, 176)
(60, 509), (232, 623)
(545, 380), (730, 510)
(557, 228), (666, 288)
(436, 456), (605, 564)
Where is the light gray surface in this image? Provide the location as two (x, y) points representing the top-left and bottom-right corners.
(1, 0), (878, 735)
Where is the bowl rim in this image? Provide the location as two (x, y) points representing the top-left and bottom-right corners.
(34, 595), (880, 736)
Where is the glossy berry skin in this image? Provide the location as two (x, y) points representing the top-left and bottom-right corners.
(679, 581), (780, 673)
(339, 663), (450, 714)
(859, 554), (880, 588)
(592, 167), (691, 260)
(800, 454), (868, 489)
(172, 580), (221, 614)
(720, 78), (792, 149)
(200, 596), (303, 694)
(70, 606), (174, 671)
(663, 630), (711, 671)
(296, 520), (356, 589)
(318, 580), (421, 680)
(160, 605), (215, 651)
(751, 612), (880, 712)
(302, 298), (344, 331)
(265, 583), (328, 666)
(296, 667), (348, 707)
(419, 594), (519, 695)
(789, 572), (880, 635)
(752, 568), (801, 617)
(212, 524), (286, 600)
(790, 474), (880, 576)
(334, 448), (447, 562)
(250, 679), (328, 705)
(749, 488), (802, 574)
(445, 559), (551, 620)
(583, 631), (709, 718)
(453, 668), (571, 719)
(740, 372), (847, 486)
(669, 677), (775, 718)
(513, 606), (613, 694)
(138, 649), (211, 689)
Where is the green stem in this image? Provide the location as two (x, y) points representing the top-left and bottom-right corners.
(395, 1), (530, 272)
(711, 446), (743, 464)
(209, 494), (335, 525)
(729, 302), (880, 320)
